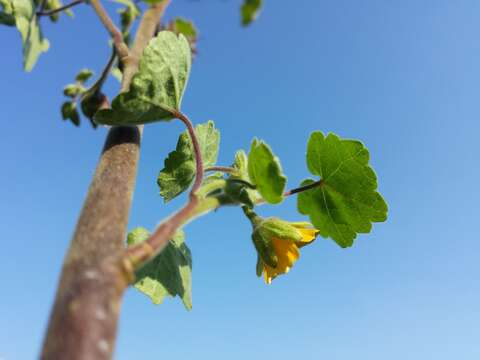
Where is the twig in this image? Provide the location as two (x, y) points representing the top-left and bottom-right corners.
(205, 166), (236, 174)
(255, 179), (324, 205)
(36, 0), (84, 16)
(173, 110), (204, 196)
(89, 0), (130, 61)
(86, 49), (117, 94)
(284, 179), (323, 196)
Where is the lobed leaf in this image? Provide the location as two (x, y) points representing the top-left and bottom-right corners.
(158, 120), (220, 202)
(297, 132), (388, 248)
(94, 31), (191, 125)
(248, 139), (286, 204)
(127, 227), (192, 310)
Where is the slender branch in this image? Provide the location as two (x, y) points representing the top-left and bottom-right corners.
(284, 179), (323, 196)
(38, 0), (48, 13)
(89, 0), (130, 61)
(255, 179), (324, 205)
(173, 110), (204, 196)
(124, 191), (221, 270)
(205, 166), (236, 174)
(37, 0), (84, 16)
(86, 49), (117, 95)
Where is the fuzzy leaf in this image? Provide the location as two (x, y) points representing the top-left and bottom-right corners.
(75, 68), (94, 83)
(11, 0), (49, 71)
(94, 31), (191, 125)
(225, 150), (260, 207)
(297, 132), (388, 248)
(158, 120), (220, 202)
(241, 0), (262, 26)
(248, 139), (286, 204)
(127, 228), (192, 310)
(61, 101), (80, 126)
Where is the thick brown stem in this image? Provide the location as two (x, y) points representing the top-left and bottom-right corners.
(41, 127), (141, 359)
(41, 2), (171, 358)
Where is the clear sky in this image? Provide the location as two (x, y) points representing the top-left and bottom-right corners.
(1, 0), (479, 359)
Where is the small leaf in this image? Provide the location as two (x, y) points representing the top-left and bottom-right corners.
(10, 0), (50, 71)
(127, 227), (192, 310)
(158, 120), (220, 202)
(171, 17), (197, 38)
(94, 31), (191, 125)
(0, 0), (15, 25)
(225, 150), (260, 207)
(75, 68), (94, 83)
(44, 0), (74, 22)
(61, 101), (80, 126)
(248, 139), (286, 204)
(297, 132), (388, 248)
(63, 84), (84, 98)
(241, 0), (262, 26)
(111, 67), (123, 82)
(115, 0), (139, 43)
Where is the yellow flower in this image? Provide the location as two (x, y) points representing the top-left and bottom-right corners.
(252, 219), (319, 284)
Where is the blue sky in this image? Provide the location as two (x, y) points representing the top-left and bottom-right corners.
(1, 0), (479, 359)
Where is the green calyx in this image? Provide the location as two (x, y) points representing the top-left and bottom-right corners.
(255, 217), (303, 243)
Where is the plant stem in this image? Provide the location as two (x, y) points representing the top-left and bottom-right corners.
(41, 3), (171, 359)
(36, 0), (84, 16)
(205, 166), (236, 173)
(41, 127), (142, 360)
(173, 110), (204, 196)
(124, 109), (208, 270)
(90, 0), (130, 61)
(284, 179), (323, 196)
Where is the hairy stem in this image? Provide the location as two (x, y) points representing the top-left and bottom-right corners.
(173, 110), (204, 196)
(90, 0), (130, 61)
(284, 179), (323, 196)
(41, 3), (171, 359)
(41, 127), (142, 360)
(36, 0), (84, 16)
(205, 166), (236, 174)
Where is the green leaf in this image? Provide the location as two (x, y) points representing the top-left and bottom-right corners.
(94, 31), (191, 125)
(115, 0), (139, 43)
(158, 120), (220, 202)
(44, 0), (74, 22)
(0, 0), (15, 25)
(12, 0), (49, 71)
(297, 132), (388, 248)
(248, 139), (286, 204)
(127, 227), (192, 310)
(225, 150), (260, 207)
(171, 17), (197, 38)
(141, 0), (164, 5)
(75, 68), (94, 83)
(63, 83), (84, 98)
(241, 0), (262, 26)
(61, 101), (80, 126)
(111, 67), (123, 82)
